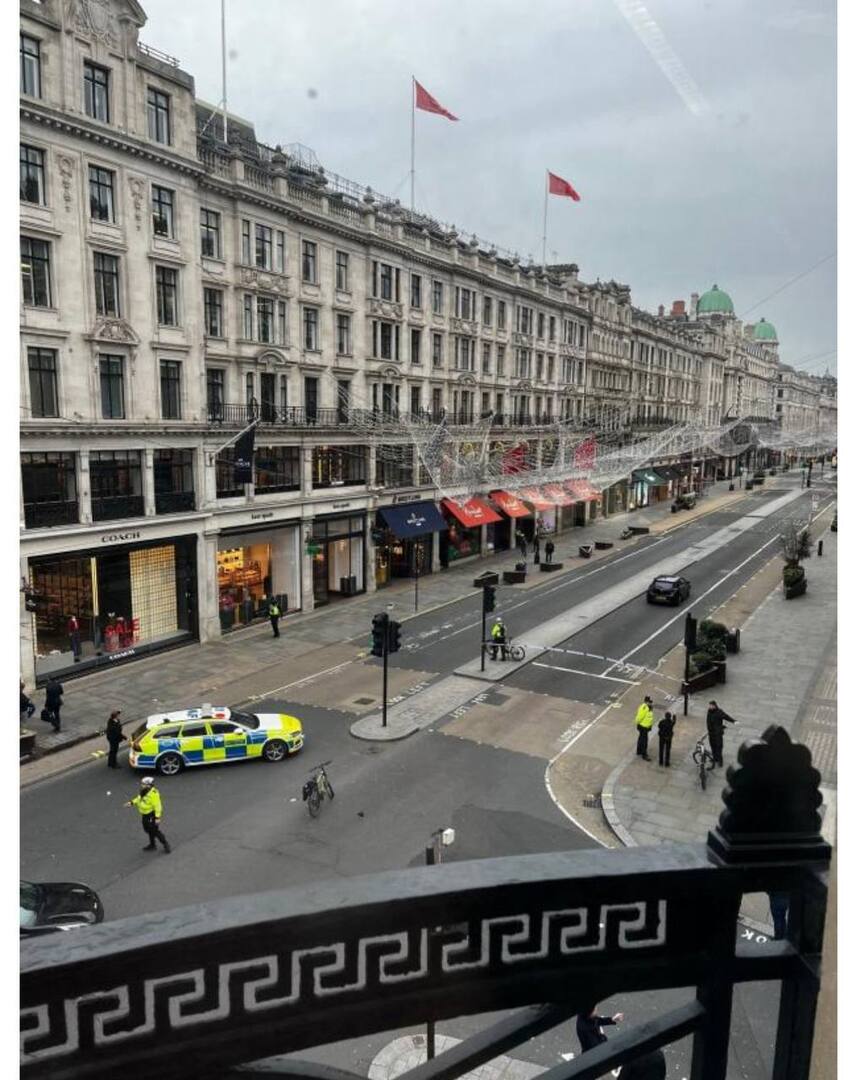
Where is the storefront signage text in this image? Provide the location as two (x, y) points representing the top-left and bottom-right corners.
(251, 512), (275, 520)
(100, 531), (141, 544)
(332, 502), (351, 509)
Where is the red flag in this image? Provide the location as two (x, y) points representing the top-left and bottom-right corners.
(414, 78), (459, 121)
(548, 171), (581, 201)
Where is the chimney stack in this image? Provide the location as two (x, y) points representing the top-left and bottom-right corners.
(658, 304), (665, 317)
(672, 300), (686, 317)
(690, 292), (699, 317)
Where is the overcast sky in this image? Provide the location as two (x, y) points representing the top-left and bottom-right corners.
(143, 0), (837, 375)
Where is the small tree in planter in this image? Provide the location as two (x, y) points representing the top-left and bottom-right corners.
(780, 522), (812, 598)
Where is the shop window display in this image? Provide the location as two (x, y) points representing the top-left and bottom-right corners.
(217, 543), (271, 629)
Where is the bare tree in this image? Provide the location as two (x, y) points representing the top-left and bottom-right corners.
(780, 521), (813, 568)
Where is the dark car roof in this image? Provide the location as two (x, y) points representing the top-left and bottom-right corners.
(652, 576), (683, 584)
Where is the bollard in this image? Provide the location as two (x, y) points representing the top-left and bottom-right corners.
(817, 539), (824, 557)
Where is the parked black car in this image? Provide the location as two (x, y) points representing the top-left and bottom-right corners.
(647, 575), (691, 605)
(20, 880), (104, 936)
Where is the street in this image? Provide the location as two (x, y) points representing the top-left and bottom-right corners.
(20, 476), (835, 1080)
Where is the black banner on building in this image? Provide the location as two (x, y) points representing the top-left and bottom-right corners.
(233, 424), (257, 485)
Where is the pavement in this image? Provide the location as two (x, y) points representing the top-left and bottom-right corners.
(20, 479), (752, 771)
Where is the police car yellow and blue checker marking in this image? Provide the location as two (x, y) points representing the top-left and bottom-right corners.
(129, 706), (304, 771)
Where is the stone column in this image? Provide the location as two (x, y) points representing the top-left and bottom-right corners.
(302, 447), (314, 498)
(143, 448), (156, 515)
(20, 553), (36, 688)
(77, 450), (92, 524)
(480, 523), (489, 558)
(366, 509), (379, 592)
(198, 532), (221, 643)
(196, 448), (212, 510)
(300, 518), (315, 612)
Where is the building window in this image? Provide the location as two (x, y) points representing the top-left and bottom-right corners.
(410, 385), (421, 417)
(376, 444), (414, 488)
(160, 360), (182, 419)
(410, 273), (422, 308)
(432, 387), (443, 416)
(455, 287), (475, 320)
(154, 449), (194, 512)
(20, 145), (45, 205)
(497, 300), (506, 329)
(276, 231), (285, 273)
(88, 165), (115, 222)
(83, 62), (110, 122)
(255, 446), (301, 493)
(411, 327), (421, 364)
(206, 368), (224, 419)
(482, 343), (491, 374)
(302, 240), (317, 283)
(537, 312), (545, 338)
(496, 345), (505, 375)
(257, 296), (275, 343)
(336, 312), (351, 355)
(89, 450), (143, 520)
(203, 288), (223, 337)
(22, 452), (78, 528)
(255, 223), (273, 269)
(200, 209), (221, 258)
(27, 347), (58, 418)
(483, 296), (492, 326)
(548, 316), (556, 342)
(152, 186), (175, 238)
(312, 446), (367, 488)
(241, 219), (251, 263)
(94, 252), (120, 316)
(336, 250), (349, 291)
(432, 332), (443, 367)
(99, 355), (125, 419)
(277, 300), (287, 345)
(243, 294), (254, 339)
(147, 87), (171, 144)
(432, 279), (443, 314)
(155, 266), (178, 325)
(21, 35), (41, 97)
(303, 307), (319, 351)
(21, 236), (51, 307)
(371, 261), (400, 301)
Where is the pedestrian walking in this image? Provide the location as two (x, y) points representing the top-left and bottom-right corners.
(268, 595), (282, 638)
(575, 1006), (624, 1052)
(706, 700), (735, 767)
(544, 539), (555, 564)
(43, 677), (63, 732)
(125, 776), (171, 853)
(20, 680), (35, 726)
(517, 533), (528, 561)
(104, 710), (126, 769)
(533, 535), (541, 565)
(769, 892), (789, 940)
(657, 710), (676, 767)
(634, 696), (653, 760)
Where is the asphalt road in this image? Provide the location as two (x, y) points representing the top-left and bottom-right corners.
(21, 477), (831, 1080)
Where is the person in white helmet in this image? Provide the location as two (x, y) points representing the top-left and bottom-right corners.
(125, 776), (171, 853)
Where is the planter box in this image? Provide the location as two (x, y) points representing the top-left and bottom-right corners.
(503, 570), (526, 584)
(726, 628), (741, 654)
(578, 545), (593, 558)
(785, 579), (808, 599)
(728, 483), (735, 492)
(715, 660), (727, 684)
(540, 562), (563, 572)
(629, 526), (651, 535)
(745, 481), (754, 491)
(594, 541), (614, 550)
(473, 571), (499, 588)
(752, 476), (765, 485)
(683, 667), (719, 694)
(20, 729), (36, 761)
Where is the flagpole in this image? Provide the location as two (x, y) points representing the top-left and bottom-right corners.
(221, 0), (228, 142)
(542, 171), (549, 269)
(411, 77), (416, 213)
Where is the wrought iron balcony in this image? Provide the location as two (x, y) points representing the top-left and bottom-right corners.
(155, 491), (196, 515)
(207, 404), (406, 428)
(19, 725), (831, 1080)
(90, 495), (145, 522)
(23, 500), (79, 530)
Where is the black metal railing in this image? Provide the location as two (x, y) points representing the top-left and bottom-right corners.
(155, 491), (196, 515)
(20, 725), (830, 1080)
(23, 500), (79, 529)
(208, 405), (570, 431)
(90, 495), (145, 522)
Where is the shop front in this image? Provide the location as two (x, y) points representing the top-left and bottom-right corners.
(310, 514), (367, 607)
(651, 465), (684, 500)
(489, 490), (532, 549)
(27, 532), (199, 683)
(604, 479), (629, 517)
(440, 498), (504, 564)
(376, 500), (448, 584)
(563, 479), (603, 526)
(516, 486), (556, 536)
(630, 469), (668, 510)
(542, 483), (576, 530)
(217, 524), (301, 630)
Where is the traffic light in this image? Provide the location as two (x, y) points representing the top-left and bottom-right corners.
(684, 613), (697, 652)
(387, 619), (402, 654)
(371, 613), (387, 657)
(483, 584), (497, 614)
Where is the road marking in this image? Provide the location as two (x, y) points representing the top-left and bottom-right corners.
(601, 530), (782, 676)
(249, 658), (358, 701)
(531, 661), (640, 686)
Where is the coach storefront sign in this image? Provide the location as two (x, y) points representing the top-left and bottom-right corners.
(100, 530), (141, 544)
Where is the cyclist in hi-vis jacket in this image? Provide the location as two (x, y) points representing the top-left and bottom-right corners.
(491, 617), (508, 661)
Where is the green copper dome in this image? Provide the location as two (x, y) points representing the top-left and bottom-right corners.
(697, 284), (735, 315)
(753, 317), (778, 341)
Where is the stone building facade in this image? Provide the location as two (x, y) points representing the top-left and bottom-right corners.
(18, 0), (835, 686)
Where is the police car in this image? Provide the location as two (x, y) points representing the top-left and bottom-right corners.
(128, 705), (304, 776)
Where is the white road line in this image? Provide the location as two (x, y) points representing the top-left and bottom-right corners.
(532, 661), (640, 686)
(600, 530), (782, 675)
(248, 658), (358, 701)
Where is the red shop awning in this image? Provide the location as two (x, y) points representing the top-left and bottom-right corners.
(564, 478), (603, 502)
(542, 483), (575, 506)
(441, 497), (504, 528)
(515, 486), (556, 511)
(489, 490), (533, 518)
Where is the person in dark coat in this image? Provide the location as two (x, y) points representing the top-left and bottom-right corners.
(575, 1006), (624, 1052)
(105, 710), (126, 769)
(769, 892), (789, 940)
(545, 539), (555, 563)
(20, 680), (35, 725)
(533, 535), (541, 564)
(44, 678), (63, 732)
(517, 533), (528, 560)
(706, 700), (735, 766)
(657, 711), (676, 767)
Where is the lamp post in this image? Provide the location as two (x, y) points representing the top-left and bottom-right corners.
(425, 826), (456, 1061)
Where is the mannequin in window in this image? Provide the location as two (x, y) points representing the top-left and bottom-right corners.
(67, 614), (82, 661)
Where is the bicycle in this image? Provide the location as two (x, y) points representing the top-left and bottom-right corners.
(302, 761), (335, 817)
(486, 639), (526, 662)
(691, 735), (716, 791)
